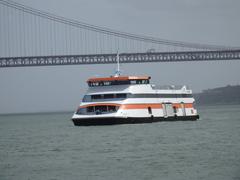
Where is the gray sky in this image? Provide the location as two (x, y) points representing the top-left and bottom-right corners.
(0, 0), (240, 114)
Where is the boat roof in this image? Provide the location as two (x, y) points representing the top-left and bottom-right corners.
(87, 76), (151, 83)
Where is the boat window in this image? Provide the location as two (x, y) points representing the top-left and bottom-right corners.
(82, 95), (91, 102)
(134, 80), (149, 84)
(76, 108), (86, 114)
(181, 94), (193, 98)
(91, 93), (127, 100)
(136, 80), (142, 84)
(88, 79), (149, 87)
(87, 106), (94, 113)
(111, 80), (130, 85)
(103, 94), (114, 99)
(116, 93), (127, 98)
(130, 80), (137, 84)
(95, 106), (107, 112)
(108, 106), (117, 112)
(76, 105), (119, 115)
(90, 82), (99, 86)
(91, 95), (102, 99)
(83, 93), (128, 102)
(104, 81), (111, 86)
(129, 93), (193, 98)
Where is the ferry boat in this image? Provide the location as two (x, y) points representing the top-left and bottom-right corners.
(72, 57), (199, 126)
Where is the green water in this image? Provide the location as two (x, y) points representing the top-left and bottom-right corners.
(0, 105), (240, 180)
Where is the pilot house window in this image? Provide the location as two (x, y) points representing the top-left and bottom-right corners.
(103, 94), (114, 99)
(77, 105), (119, 115)
(88, 79), (149, 87)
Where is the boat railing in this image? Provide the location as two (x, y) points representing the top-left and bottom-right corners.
(151, 85), (189, 90)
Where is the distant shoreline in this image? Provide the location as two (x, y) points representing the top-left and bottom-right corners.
(194, 85), (240, 106)
(195, 102), (240, 107)
(0, 111), (74, 116)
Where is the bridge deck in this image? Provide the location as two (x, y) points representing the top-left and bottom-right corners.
(1, 50), (240, 67)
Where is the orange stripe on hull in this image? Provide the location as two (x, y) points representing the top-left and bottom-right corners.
(120, 104), (162, 109)
(79, 103), (193, 110)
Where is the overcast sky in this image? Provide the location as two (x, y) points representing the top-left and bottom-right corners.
(0, 0), (240, 114)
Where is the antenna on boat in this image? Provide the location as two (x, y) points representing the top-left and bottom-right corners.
(114, 52), (121, 77)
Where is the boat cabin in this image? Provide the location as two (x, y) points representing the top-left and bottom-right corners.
(87, 76), (151, 87)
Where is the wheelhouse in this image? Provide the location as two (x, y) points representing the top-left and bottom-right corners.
(87, 76), (151, 87)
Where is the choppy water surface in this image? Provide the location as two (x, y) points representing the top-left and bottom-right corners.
(0, 105), (240, 180)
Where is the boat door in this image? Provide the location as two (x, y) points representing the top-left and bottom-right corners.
(162, 103), (174, 117)
(181, 102), (186, 116)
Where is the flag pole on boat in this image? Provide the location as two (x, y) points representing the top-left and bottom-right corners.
(115, 51), (121, 77)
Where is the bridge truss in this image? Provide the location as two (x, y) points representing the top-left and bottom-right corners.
(1, 49), (240, 68)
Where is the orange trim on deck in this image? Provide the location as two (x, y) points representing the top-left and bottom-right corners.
(120, 104), (162, 109)
(79, 103), (193, 109)
(87, 76), (150, 83)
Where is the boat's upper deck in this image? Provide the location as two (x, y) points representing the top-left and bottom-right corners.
(81, 75), (194, 104)
(86, 75), (192, 94)
(87, 76), (151, 87)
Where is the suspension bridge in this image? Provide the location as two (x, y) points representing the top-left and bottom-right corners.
(0, 0), (240, 68)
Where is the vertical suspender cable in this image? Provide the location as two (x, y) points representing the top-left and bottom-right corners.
(64, 24), (67, 55)
(53, 21), (57, 55)
(78, 28), (82, 55)
(34, 12), (37, 56)
(0, 5), (2, 56)
(38, 13), (41, 56)
(69, 25), (72, 55)
(22, 10), (27, 56)
(6, 6), (10, 56)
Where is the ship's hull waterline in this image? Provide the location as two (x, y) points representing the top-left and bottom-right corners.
(72, 115), (199, 126)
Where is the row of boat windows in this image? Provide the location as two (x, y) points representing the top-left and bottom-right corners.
(82, 93), (193, 102)
(76, 105), (118, 115)
(83, 93), (127, 102)
(130, 94), (193, 98)
(88, 80), (150, 87)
